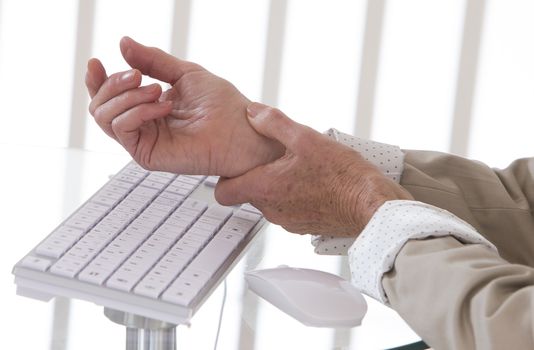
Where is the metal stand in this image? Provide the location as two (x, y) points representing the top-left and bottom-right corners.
(104, 308), (177, 350)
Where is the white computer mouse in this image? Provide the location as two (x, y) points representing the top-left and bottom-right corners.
(245, 266), (367, 328)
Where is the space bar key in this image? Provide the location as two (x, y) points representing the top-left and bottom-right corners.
(186, 237), (239, 277)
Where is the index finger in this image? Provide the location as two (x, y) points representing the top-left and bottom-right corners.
(214, 167), (268, 206)
(85, 58), (108, 98)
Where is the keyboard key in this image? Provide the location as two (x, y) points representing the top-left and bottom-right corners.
(153, 196), (182, 208)
(234, 209), (262, 223)
(179, 268), (212, 286)
(36, 236), (73, 258)
(216, 231), (245, 246)
(185, 236), (238, 278)
(141, 177), (171, 190)
(153, 256), (188, 277)
(64, 214), (94, 232)
(169, 180), (196, 193)
(204, 176), (219, 187)
(134, 274), (170, 298)
(240, 203), (262, 215)
(175, 237), (203, 252)
(220, 216), (257, 237)
(159, 190), (185, 202)
(130, 186), (159, 200)
(175, 175), (201, 186)
(204, 205), (233, 221)
(49, 226), (85, 241)
(108, 179), (137, 191)
(154, 224), (188, 241)
(106, 271), (141, 292)
(162, 277), (204, 306)
(20, 255), (52, 271)
(91, 194), (120, 207)
(150, 171), (176, 180)
(50, 258), (83, 278)
(121, 168), (148, 179)
(180, 198), (208, 214)
(125, 162), (149, 173)
(169, 241), (197, 257)
(78, 265), (113, 285)
(190, 221), (217, 236)
(115, 174), (144, 184)
(96, 188), (126, 202)
(181, 232), (211, 246)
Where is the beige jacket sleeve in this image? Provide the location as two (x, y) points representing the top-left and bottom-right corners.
(401, 150), (534, 265)
(383, 151), (534, 349)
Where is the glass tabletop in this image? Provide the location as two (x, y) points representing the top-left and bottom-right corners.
(1, 144), (421, 350)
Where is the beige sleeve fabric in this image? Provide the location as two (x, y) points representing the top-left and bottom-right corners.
(384, 152), (534, 349)
(383, 236), (534, 350)
(400, 151), (534, 266)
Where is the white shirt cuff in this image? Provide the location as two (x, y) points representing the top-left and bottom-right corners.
(312, 128), (405, 255)
(347, 200), (498, 304)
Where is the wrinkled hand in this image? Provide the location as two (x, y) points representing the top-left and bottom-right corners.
(86, 37), (284, 177)
(215, 103), (413, 237)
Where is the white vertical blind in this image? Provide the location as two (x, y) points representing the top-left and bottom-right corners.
(469, 0), (534, 168)
(277, 0), (367, 134)
(0, 0), (77, 147)
(187, 0), (270, 103)
(371, 0), (465, 152)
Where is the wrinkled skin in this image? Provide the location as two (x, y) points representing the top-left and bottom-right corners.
(216, 103), (413, 237)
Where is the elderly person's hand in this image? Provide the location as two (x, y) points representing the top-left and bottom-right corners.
(85, 37), (284, 177)
(215, 103), (413, 236)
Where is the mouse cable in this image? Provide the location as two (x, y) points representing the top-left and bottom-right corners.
(213, 279), (228, 350)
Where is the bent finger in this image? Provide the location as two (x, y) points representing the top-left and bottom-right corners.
(93, 83), (163, 138)
(85, 58), (107, 98)
(112, 100), (172, 135)
(89, 69), (142, 116)
(111, 100), (172, 155)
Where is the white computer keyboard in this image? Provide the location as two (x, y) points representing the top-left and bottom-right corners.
(12, 161), (267, 325)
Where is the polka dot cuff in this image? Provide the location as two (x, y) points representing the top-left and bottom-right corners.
(348, 200), (498, 304)
(311, 128), (405, 255)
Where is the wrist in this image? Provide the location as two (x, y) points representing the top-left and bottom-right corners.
(343, 172), (413, 235)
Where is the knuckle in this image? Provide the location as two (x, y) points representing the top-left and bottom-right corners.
(110, 71), (124, 86)
(265, 107), (284, 121)
(110, 117), (120, 132)
(88, 100), (97, 116)
(92, 106), (105, 123)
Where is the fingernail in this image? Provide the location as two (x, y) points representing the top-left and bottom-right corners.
(146, 83), (160, 93)
(121, 70), (136, 82)
(247, 102), (266, 118)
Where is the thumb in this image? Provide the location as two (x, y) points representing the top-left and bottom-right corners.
(120, 36), (198, 84)
(246, 102), (303, 150)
